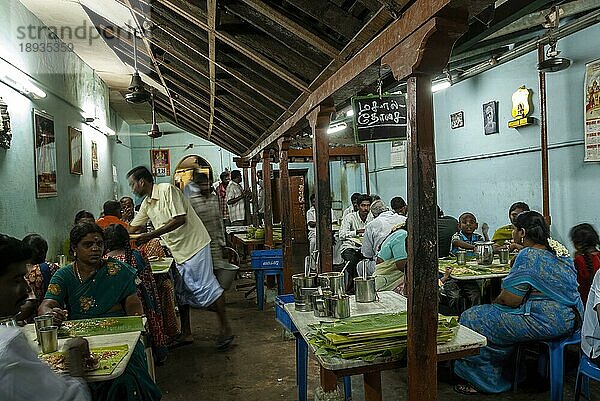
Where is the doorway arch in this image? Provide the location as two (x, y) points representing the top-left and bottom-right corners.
(172, 154), (213, 191)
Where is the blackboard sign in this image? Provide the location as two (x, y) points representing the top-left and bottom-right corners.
(351, 94), (407, 143)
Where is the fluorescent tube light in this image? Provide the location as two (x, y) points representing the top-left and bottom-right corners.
(327, 122), (347, 134)
(431, 79), (451, 93)
(0, 59), (46, 100)
(83, 117), (115, 136)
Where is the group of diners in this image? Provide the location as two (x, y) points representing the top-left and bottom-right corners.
(309, 193), (600, 395)
(0, 165), (240, 401)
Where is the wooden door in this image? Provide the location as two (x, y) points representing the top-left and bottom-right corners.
(290, 175), (308, 244)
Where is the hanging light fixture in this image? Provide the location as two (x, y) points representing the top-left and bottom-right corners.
(125, 29), (151, 103)
(147, 93), (163, 138)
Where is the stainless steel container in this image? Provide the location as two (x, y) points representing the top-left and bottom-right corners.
(0, 316), (17, 327)
(39, 325), (59, 354)
(312, 290), (332, 318)
(34, 314), (54, 343)
(298, 287), (319, 312)
(499, 247), (510, 264)
(57, 254), (67, 266)
(475, 241), (494, 265)
(354, 277), (378, 303)
(456, 250), (466, 265)
(318, 272), (345, 296)
(292, 273), (317, 311)
(328, 295), (350, 319)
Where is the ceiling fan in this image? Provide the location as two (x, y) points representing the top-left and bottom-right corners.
(125, 28), (151, 104)
(117, 94), (178, 138)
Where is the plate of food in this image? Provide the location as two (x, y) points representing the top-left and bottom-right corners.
(41, 345), (128, 376)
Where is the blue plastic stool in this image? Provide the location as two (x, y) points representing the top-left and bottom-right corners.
(575, 355), (600, 401)
(253, 267), (284, 310)
(514, 330), (581, 401)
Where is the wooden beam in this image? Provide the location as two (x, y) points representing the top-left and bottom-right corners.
(307, 99), (335, 274)
(242, 167), (251, 225)
(262, 151), (274, 247)
(245, 0), (453, 159)
(250, 160), (260, 227)
(278, 137), (293, 293)
(287, 146), (366, 159)
(158, 0), (310, 91)
(284, 0), (363, 39)
(238, 0), (339, 58)
(207, 0), (217, 139)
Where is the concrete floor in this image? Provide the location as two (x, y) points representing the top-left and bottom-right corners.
(155, 280), (599, 401)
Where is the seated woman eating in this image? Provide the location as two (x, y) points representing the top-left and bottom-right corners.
(454, 211), (583, 394)
(39, 223), (161, 401)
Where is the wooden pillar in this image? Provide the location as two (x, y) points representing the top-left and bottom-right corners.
(381, 15), (468, 400)
(242, 167), (251, 225)
(307, 99), (335, 273)
(405, 74), (438, 401)
(538, 44), (551, 225)
(364, 144), (371, 195)
(250, 159), (260, 227)
(278, 137), (293, 293)
(262, 150), (274, 248)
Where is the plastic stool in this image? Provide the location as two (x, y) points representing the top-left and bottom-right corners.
(514, 330), (581, 401)
(253, 267), (283, 310)
(575, 354), (600, 401)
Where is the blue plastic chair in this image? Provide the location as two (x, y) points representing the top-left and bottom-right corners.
(575, 354), (600, 401)
(513, 330), (581, 401)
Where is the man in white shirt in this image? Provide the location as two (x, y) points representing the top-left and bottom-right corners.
(0, 234), (91, 401)
(342, 192), (361, 220)
(339, 194), (373, 292)
(127, 166), (233, 350)
(361, 200), (407, 276)
(582, 269), (600, 364)
(306, 194), (338, 266)
(226, 169), (248, 226)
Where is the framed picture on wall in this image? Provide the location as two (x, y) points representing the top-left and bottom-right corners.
(33, 109), (57, 198)
(91, 141), (98, 172)
(150, 149), (170, 176)
(483, 101), (499, 135)
(68, 126), (83, 175)
(450, 111), (464, 129)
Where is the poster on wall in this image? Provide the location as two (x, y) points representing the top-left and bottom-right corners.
(0, 97), (12, 149)
(450, 111), (464, 129)
(390, 140), (407, 167)
(584, 59), (600, 162)
(150, 149), (170, 176)
(68, 126), (83, 175)
(33, 109), (57, 198)
(483, 101), (499, 135)
(91, 141), (98, 171)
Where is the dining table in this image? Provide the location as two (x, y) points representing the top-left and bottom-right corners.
(282, 291), (487, 401)
(438, 257), (511, 281)
(22, 318), (143, 382)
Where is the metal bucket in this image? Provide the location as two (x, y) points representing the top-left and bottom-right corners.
(318, 272), (345, 296)
(328, 295), (350, 319)
(292, 273), (317, 311)
(354, 276), (378, 303)
(311, 290), (332, 317)
(214, 263), (239, 290)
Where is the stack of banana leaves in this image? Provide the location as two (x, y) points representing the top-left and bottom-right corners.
(308, 312), (458, 362)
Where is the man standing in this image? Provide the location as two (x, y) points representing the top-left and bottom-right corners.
(339, 194), (373, 292)
(216, 171), (231, 227)
(306, 193), (338, 268)
(361, 200), (406, 276)
(126, 166), (233, 351)
(226, 170), (249, 226)
(188, 172), (226, 270)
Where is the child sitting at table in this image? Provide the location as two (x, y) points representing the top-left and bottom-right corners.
(451, 212), (486, 256)
(444, 212), (484, 315)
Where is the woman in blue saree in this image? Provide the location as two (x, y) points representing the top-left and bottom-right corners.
(39, 223), (161, 401)
(454, 211), (583, 394)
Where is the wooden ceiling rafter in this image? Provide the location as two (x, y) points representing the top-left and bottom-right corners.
(207, 0), (217, 140)
(150, 13), (292, 110)
(157, 0), (310, 92)
(238, 0), (339, 58)
(245, 4), (395, 158)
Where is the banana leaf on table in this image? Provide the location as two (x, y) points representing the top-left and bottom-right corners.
(308, 312), (458, 362)
(58, 316), (144, 338)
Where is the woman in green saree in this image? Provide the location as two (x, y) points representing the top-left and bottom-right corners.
(39, 223), (161, 401)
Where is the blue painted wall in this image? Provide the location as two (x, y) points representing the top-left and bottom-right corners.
(367, 22), (600, 246)
(0, 0), (128, 257)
